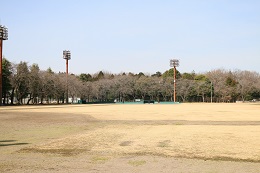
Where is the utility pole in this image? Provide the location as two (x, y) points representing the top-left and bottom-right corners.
(170, 59), (180, 102)
(0, 25), (8, 106)
(63, 50), (71, 104)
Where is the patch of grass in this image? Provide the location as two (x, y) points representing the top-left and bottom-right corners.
(128, 160), (146, 167)
(119, 141), (133, 146)
(91, 156), (110, 164)
(157, 140), (171, 148)
(19, 148), (87, 156)
(174, 154), (260, 163)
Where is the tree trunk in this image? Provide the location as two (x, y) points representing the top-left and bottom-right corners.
(202, 95), (205, 102)
(27, 94), (33, 104)
(40, 95), (44, 104)
(3, 91), (7, 105)
(157, 95), (160, 102)
(10, 88), (14, 105)
(181, 96), (185, 102)
(27, 98), (32, 104)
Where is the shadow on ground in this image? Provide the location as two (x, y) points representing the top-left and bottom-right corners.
(0, 140), (29, 147)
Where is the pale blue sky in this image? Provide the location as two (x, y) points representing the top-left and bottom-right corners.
(1, 0), (260, 74)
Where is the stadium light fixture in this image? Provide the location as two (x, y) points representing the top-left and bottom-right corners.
(170, 59), (180, 102)
(0, 25), (8, 106)
(63, 50), (71, 104)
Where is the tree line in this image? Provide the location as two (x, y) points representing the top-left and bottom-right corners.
(1, 57), (260, 105)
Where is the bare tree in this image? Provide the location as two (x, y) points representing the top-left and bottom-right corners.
(93, 79), (113, 102)
(91, 81), (100, 101)
(39, 70), (57, 104)
(162, 77), (174, 101)
(150, 77), (163, 102)
(234, 70), (259, 101)
(177, 79), (195, 102)
(1, 58), (12, 104)
(13, 62), (30, 104)
(68, 74), (82, 103)
(9, 63), (17, 104)
(126, 75), (138, 101)
(113, 75), (136, 102)
(53, 73), (66, 103)
(3, 57), (260, 105)
(135, 76), (152, 100)
(27, 64), (41, 104)
(206, 69), (230, 102)
(79, 81), (93, 102)
(194, 81), (211, 102)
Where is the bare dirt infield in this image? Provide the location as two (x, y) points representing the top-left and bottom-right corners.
(0, 103), (260, 173)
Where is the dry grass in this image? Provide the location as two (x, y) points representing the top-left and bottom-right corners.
(128, 160), (147, 166)
(0, 103), (260, 172)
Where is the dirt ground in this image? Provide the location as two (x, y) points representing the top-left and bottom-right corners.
(0, 103), (260, 173)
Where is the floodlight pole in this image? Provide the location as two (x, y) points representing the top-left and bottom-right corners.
(0, 25), (8, 106)
(211, 81), (213, 103)
(174, 66), (176, 102)
(0, 39), (2, 105)
(66, 58), (68, 103)
(170, 59), (180, 102)
(63, 50), (71, 104)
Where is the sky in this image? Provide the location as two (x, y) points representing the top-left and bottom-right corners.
(1, 0), (260, 75)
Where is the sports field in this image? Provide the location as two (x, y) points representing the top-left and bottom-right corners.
(0, 103), (260, 173)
